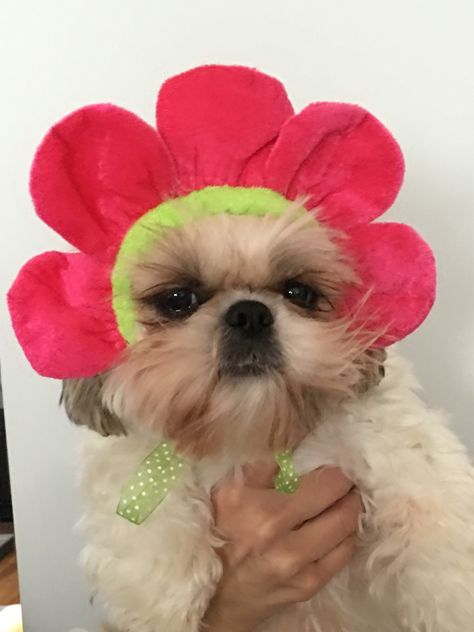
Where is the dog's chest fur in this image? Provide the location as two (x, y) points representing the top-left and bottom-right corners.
(78, 352), (474, 632)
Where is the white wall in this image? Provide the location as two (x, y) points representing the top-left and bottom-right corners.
(1, 1), (473, 630)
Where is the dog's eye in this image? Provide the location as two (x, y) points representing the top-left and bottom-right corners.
(282, 280), (319, 309)
(162, 288), (199, 318)
(149, 288), (200, 319)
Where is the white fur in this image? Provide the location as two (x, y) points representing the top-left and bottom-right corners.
(78, 351), (474, 631)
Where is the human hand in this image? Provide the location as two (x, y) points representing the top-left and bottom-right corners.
(203, 464), (362, 632)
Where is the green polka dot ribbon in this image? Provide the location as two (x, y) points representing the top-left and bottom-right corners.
(117, 443), (299, 524)
(117, 442), (186, 524)
(274, 450), (300, 494)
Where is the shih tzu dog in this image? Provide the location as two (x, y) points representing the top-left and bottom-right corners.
(62, 207), (474, 632)
(8, 65), (474, 632)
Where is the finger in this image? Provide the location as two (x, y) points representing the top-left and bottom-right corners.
(279, 490), (362, 565)
(279, 466), (355, 529)
(288, 534), (358, 602)
(211, 481), (289, 552)
(242, 460), (279, 488)
(211, 460), (280, 520)
(211, 466), (355, 551)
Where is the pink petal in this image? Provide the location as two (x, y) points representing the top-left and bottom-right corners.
(8, 251), (125, 378)
(30, 105), (176, 255)
(265, 103), (404, 230)
(156, 65), (294, 192)
(340, 223), (436, 346)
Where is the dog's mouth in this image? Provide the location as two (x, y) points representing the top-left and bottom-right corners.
(220, 353), (274, 377)
(218, 338), (283, 378)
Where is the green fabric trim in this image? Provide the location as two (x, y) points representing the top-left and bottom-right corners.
(117, 442), (300, 525)
(112, 186), (291, 343)
(116, 442), (186, 525)
(274, 450), (300, 494)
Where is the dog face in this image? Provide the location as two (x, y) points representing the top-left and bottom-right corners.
(63, 207), (385, 458)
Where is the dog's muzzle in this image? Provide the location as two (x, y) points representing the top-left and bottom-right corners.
(219, 300), (282, 377)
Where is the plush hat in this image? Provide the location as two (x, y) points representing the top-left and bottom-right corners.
(7, 65), (436, 379)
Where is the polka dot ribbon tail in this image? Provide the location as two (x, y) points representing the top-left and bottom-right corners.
(117, 443), (299, 525)
(274, 450), (300, 494)
(117, 442), (186, 524)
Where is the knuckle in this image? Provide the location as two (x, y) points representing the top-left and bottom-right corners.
(336, 510), (356, 538)
(252, 523), (274, 552)
(294, 569), (323, 601)
(269, 551), (302, 580)
(309, 467), (354, 505)
(213, 484), (241, 513)
(326, 467), (353, 495)
(337, 494), (361, 534)
(253, 513), (282, 549)
(344, 534), (359, 558)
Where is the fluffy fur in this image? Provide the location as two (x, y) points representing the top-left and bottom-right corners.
(67, 208), (474, 631)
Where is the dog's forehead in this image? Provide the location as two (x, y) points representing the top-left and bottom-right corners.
(153, 212), (326, 288)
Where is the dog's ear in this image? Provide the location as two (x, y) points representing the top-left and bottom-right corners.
(354, 348), (387, 395)
(61, 376), (126, 437)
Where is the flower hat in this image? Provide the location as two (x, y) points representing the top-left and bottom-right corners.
(8, 65), (436, 379)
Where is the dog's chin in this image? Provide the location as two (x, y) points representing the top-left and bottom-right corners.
(165, 366), (318, 460)
(220, 364), (271, 378)
(218, 354), (282, 379)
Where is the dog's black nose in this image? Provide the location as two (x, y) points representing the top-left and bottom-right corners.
(225, 300), (274, 336)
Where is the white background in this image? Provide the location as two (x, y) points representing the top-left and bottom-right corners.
(1, 1), (473, 630)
